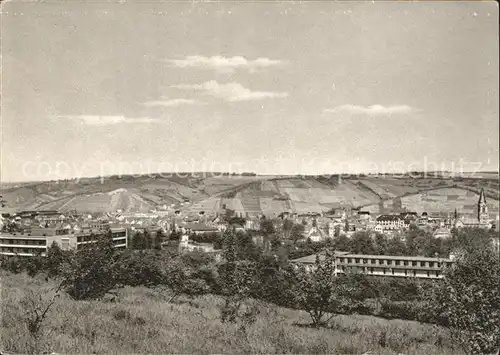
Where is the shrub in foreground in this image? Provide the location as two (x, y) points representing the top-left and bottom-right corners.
(429, 249), (499, 354)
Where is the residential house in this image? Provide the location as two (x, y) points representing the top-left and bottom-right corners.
(433, 227), (452, 239)
(181, 222), (219, 235)
(178, 235), (222, 261)
(208, 216), (227, 232)
(306, 226), (325, 242)
(244, 217), (260, 231)
(376, 215), (406, 231)
(357, 211), (372, 220)
(231, 223), (245, 233)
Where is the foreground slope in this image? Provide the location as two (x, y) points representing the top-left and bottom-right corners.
(0, 272), (459, 355)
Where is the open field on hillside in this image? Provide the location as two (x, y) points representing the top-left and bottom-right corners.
(0, 272), (460, 355)
(34, 190), (154, 213)
(136, 191), (179, 207)
(141, 181), (205, 202)
(459, 179), (500, 200)
(205, 179), (385, 216)
(260, 198), (291, 216)
(355, 179), (422, 199)
(361, 187), (500, 215)
(353, 177), (461, 199)
(2, 174), (498, 216)
(37, 196), (77, 211)
(198, 177), (266, 196)
(189, 197), (222, 213)
(452, 172), (499, 179)
(261, 180), (280, 193)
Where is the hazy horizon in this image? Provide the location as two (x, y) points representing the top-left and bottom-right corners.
(2, 1), (499, 182)
(2, 169), (499, 185)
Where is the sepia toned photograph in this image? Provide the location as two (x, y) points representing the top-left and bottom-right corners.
(0, 0), (499, 354)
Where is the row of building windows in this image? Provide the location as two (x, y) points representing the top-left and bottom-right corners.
(0, 235), (127, 254)
(77, 235), (105, 243)
(0, 239), (46, 246)
(301, 264), (442, 278)
(377, 221), (406, 225)
(338, 265), (441, 278)
(76, 232), (126, 243)
(181, 246), (207, 252)
(77, 235), (95, 243)
(337, 257), (449, 268)
(0, 247), (43, 255)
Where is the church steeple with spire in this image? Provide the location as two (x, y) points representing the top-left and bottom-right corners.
(478, 188), (489, 224)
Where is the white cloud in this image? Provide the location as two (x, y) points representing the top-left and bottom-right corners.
(323, 104), (415, 116)
(166, 55), (285, 72)
(57, 115), (160, 126)
(172, 81), (288, 102)
(142, 99), (201, 107)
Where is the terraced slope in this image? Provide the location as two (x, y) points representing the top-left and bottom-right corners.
(361, 187), (500, 216)
(2, 174), (498, 216)
(35, 189), (154, 213)
(186, 177), (383, 217)
(185, 176), (500, 217)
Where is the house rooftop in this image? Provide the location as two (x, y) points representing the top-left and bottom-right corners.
(459, 217), (482, 225)
(339, 253), (452, 262)
(183, 222), (218, 231)
(188, 241), (214, 248)
(433, 228), (451, 237)
(0, 232), (46, 239)
(110, 227), (127, 232)
(376, 215), (403, 221)
(290, 251), (350, 264)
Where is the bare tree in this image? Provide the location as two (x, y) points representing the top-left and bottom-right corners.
(20, 282), (64, 355)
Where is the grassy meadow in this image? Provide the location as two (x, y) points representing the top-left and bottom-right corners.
(0, 271), (461, 355)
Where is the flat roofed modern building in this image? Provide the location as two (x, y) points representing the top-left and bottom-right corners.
(0, 227), (127, 257)
(291, 251), (454, 279)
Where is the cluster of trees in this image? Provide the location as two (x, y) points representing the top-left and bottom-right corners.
(129, 230), (164, 250)
(1, 220), (21, 233)
(285, 226), (497, 260)
(188, 232), (224, 249)
(1, 226), (498, 354)
(1, 235), (217, 302)
(131, 228), (228, 250)
(255, 210), (498, 259)
(285, 245), (499, 354)
(279, 218), (306, 245)
(232, 215), (476, 261)
(429, 248), (499, 354)
(400, 226), (496, 258)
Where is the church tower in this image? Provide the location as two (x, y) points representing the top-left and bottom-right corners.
(478, 188), (489, 224)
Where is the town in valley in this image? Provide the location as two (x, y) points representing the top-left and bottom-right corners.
(1, 172), (499, 278)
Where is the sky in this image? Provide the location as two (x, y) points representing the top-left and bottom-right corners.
(1, 1), (499, 182)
